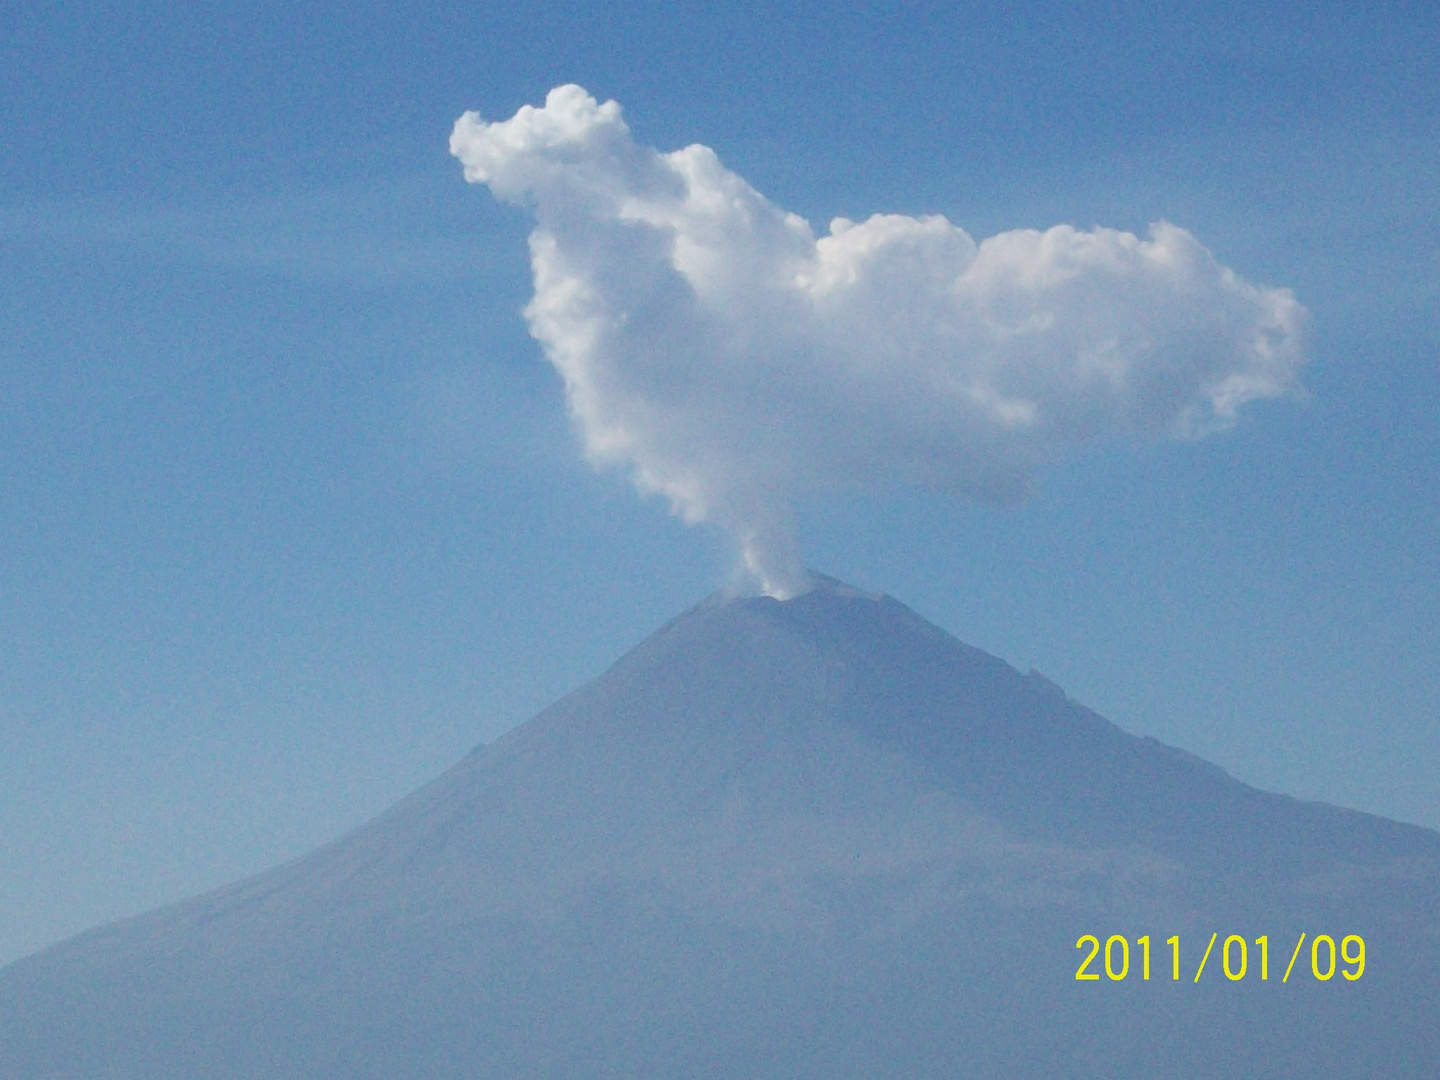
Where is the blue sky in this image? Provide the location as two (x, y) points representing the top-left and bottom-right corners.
(2, 1), (1436, 964)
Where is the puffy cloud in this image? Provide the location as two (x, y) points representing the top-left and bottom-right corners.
(451, 85), (1306, 598)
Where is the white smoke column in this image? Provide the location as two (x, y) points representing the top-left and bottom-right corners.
(451, 86), (1306, 598)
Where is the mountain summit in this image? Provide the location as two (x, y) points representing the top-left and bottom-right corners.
(3, 578), (1436, 1077)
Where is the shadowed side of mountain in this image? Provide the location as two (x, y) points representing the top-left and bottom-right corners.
(764, 584), (1440, 874)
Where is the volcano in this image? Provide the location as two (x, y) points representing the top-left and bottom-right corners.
(3, 577), (1437, 1078)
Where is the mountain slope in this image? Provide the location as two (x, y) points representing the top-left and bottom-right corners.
(3, 579), (1436, 1078)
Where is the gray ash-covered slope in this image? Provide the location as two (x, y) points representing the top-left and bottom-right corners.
(3, 578), (1438, 1078)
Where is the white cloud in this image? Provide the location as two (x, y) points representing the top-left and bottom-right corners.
(451, 85), (1306, 598)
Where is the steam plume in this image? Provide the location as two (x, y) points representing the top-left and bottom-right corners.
(451, 86), (1305, 597)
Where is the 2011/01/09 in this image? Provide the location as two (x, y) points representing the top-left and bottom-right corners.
(1075, 933), (1365, 983)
